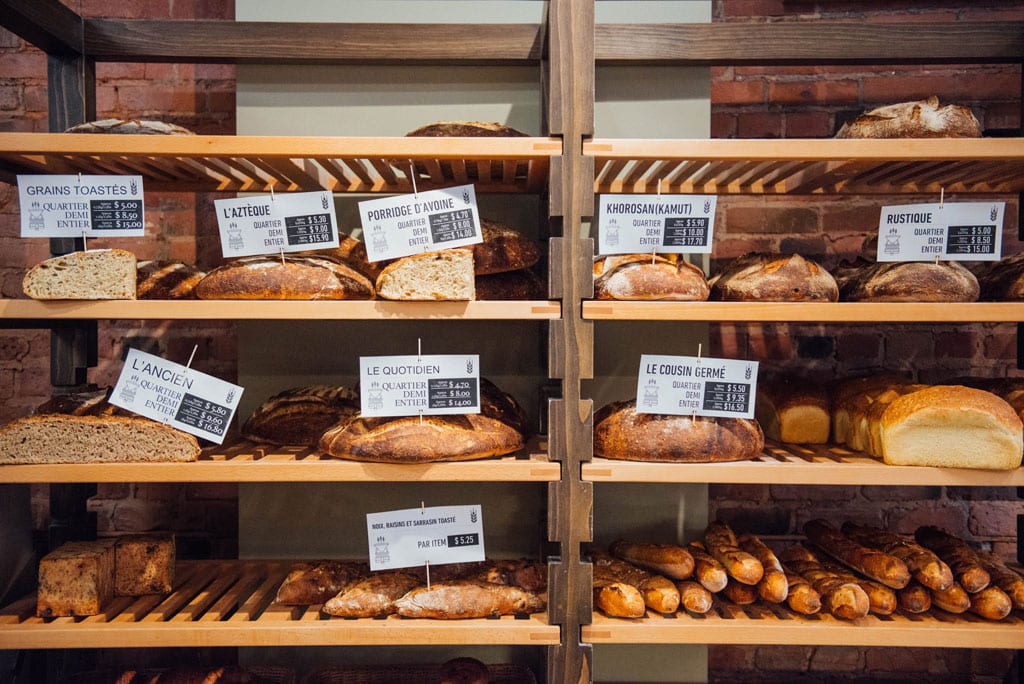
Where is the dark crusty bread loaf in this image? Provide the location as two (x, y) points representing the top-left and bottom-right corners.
(0, 414), (200, 464)
(195, 254), (373, 300)
(23, 249), (137, 300)
(439, 657), (492, 684)
(474, 269), (545, 300)
(593, 400), (764, 463)
(594, 254), (710, 301)
(136, 260), (205, 299)
(709, 252), (838, 302)
(35, 387), (122, 417)
(319, 379), (528, 463)
(473, 219), (541, 275)
(65, 118), (195, 135)
(375, 249), (475, 301)
(306, 234), (383, 280)
(835, 97), (982, 139)
(241, 385), (359, 447)
(976, 252), (1024, 301)
(755, 376), (830, 444)
(394, 579), (545, 618)
(839, 260), (979, 302)
(406, 121), (529, 138)
(274, 560), (368, 605)
(37, 540), (115, 617)
(914, 526), (991, 594)
(114, 533), (175, 596)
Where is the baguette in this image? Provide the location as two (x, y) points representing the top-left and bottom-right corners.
(394, 579), (545, 619)
(738, 533), (788, 603)
(609, 539), (694, 580)
(685, 541), (729, 593)
(676, 580), (713, 614)
(722, 579), (758, 605)
(593, 565), (646, 618)
(930, 581), (971, 614)
(593, 553), (680, 614)
(804, 519), (910, 589)
(704, 521), (764, 586)
(779, 546), (869, 620)
(841, 522), (953, 591)
(816, 559), (896, 615)
(913, 526), (991, 593)
(977, 552), (1024, 610)
(322, 570), (420, 617)
(897, 582), (932, 614)
(968, 585), (1013, 620)
(784, 572), (821, 615)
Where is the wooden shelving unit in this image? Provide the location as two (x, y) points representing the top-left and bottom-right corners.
(583, 301), (1024, 322)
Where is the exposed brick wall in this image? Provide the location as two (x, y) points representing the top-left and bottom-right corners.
(709, 1), (1022, 681)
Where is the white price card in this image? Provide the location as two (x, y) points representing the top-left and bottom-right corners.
(214, 191), (339, 258)
(597, 193), (717, 255)
(367, 504), (485, 571)
(877, 201), (1004, 262)
(358, 184), (482, 262)
(636, 353), (759, 419)
(110, 348), (244, 444)
(18, 174), (145, 237)
(359, 354), (480, 417)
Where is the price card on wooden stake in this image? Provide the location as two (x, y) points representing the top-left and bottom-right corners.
(367, 504), (485, 571)
(636, 353), (758, 419)
(214, 191), (339, 258)
(597, 193), (717, 255)
(358, 184), (482, 262)
(359, 354), (480, 417)
(18, 174), (146, 237)
(876, 201), (1004, 262)
(110, 348), (244, 444)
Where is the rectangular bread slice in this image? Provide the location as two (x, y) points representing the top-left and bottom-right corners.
(37, 540), (115, 617)
(115, 534), (175, 596)
(23, 248), (136, 300)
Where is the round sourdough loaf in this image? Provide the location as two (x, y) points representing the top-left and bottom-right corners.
(976, 251), (1024, 301)
(472, 219), (541, 275)
(594, 254), (710, 301)
(709, 252), (838, 302)
(64, 118), (195, 135)
(880, 385), (1024, 470)
(194, 254), (373, 300)
(593, 400), (764, 463)
(839, 260), (979, 302)
(406, 121), (528, 137)
(242, 385), (359, 447)
(835, 97), (981, 139)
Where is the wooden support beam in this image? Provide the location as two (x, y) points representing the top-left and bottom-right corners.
(0, 0), (83, 56)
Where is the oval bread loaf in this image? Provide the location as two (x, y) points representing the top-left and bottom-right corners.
(839, 260), (979, 303)
(835, 97), (982, 139)
(195, 254), (373, 300)
(709, 252), (838, 302)
(594, 254), (710, 301)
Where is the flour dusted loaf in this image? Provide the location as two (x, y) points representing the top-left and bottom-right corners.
(593, 399), (764, 463)
(594, 254), (710, 301)
(65, 118), (195, 135)
(23, 249), (136, 300)
(755, 376), (830, 444)
(394, 579), (545, 619)
(37, 540), (115, 617)
(880, 385), (1023, 470)
(709, 252), (838, 302)
(0, 414), (200, 465)
(836, 97), (982, 139)
(375, 249), (475, 300)
(195, 254), (373, 300)
(136, 260), (205, 299)
(406, 121), (529, 138)
(241, 385), (359, 447)
(839, 260), (979, 302)
(319, 379), (528, 463)
(114, 534), (175, 596)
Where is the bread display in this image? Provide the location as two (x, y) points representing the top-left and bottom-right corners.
(703, 521), (764, 586)
(835, 97), (982, 139)
(393, 580), (545, 619)
(114, 534), (175, 596)
(592, 551), (680, 614)
(976, 252), (1024, 301)
(783, 543), (895, 616)
(803, 519), (910, 589)
(37, 540), (115, 617)
(136, 260), (205, 299)
(778, 545), (870, 620)
(840, 522), (952, 591)
(374, 249), (475, 301)
(23, 248), (137, 300)
(879, 385), (1023, 470)
(838, 260), (980, 302)
(593, 254), (710, 301)
(241, 385), (359, 447)
(685, 541), (729, 593)
(755, 377), (830, 444)
(738, 533), (789, 603)
(592, 399), (765, 463)
(274, 560), (368, 605)
(319, 379), (527, 463)
(406, 121), (529, 138)
(322, 570), (421, 618)
(914, 526), (992, 594)
(708, 252), (838, 302)
(194, 254), (374, 300)
(64, 118), (196, 135)
(0, 414), (200, 465)
(474, 269), (545, 300)
(609, 538), (694, 580)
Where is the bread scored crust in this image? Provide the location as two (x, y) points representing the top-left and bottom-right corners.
(136, 260), (205, 299)
(275, 560), (368, 605)
(0, 414), (200, 464)
(406, 121), (529, 138)
(686, 541), (729, 593)
(592, 552), (680, 614)
(65, 118), (196, 135)
(709, 252), (838, 302)
(322, 570), (421, 617)
(704, 521), (764, 586)
(738, 533), (789, 603)
(195, 254), (373, 300)
(968, 585), (1013, 620)
(23, 248), (137, 300)
(609, 538), (695, 580)
(242, 385), (359, 447)
(977, 552), (1024, 610)
(779, 545), (870, 620)
(879, 385), (1023, 470)
(841, 522), (953, 591)
(594, 254), (710, 301)
(839, 260), (979, 303)
(676, 580), (713, 614)
(803, 519), (910, 589)
(755, 377), (830, 444)
(375, 249), (475, 301)
(473, 219), (541, 275)
(394, 579), (545, 618)
(976, 251), (1024, 301)
(914, 526), (991, 593)
(835, 97), (982, 139)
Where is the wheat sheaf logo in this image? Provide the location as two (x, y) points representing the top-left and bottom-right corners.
(462, 190), (471, 205)
(466, 359), (474, 374)
(322, 193), (330, 211)
(704, 200), (711, 213)
(130, 179), (138, 194)
(745, 365), (753, 381)
(991, 206), (999, 222)
(226, 389), (236, 404)
(470, 509), (478, 524)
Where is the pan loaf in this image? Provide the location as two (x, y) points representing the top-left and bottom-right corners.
(37, 540), (115, 617)
(755, 377), (830, 444)
(114, 534), (175, 596)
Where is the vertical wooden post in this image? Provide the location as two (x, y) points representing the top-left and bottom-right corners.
(545, 0), (595, 682)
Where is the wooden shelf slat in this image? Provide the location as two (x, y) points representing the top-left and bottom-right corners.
(0, 299), (561, 321)
(582, 301), (1024, 323)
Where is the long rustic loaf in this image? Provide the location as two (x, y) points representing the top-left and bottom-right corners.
(594, 254), (710, 301)
(841, 522), (953, 591)
(23, 249), (137, 300)
(322, 570), (421, 617)
(394, 579), (545, 618)
(275, 560), (368, 605)
(779, 545), (869, 620)
(136, 260), (205, 299)
(195, 254), (374, 300)
(709, 252), (838, 302)
(914, 526), (991, 593)
(835, 97), (982, 139)
(609, 538), (695, 580)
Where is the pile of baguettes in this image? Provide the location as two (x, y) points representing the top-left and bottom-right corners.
(593, 519), (1024, 621)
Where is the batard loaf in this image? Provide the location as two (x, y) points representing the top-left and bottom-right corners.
(593, 400), (764, 463)
(319, 379), (528, 463)
(374, 249), (475, 301)
(136, 260), (205, 299)
(879, 385), (1023, 470)
(755, 376), (830, 444)
(195, 254), (373, 300)
(23, 249), (136, 300)
(835, 97), (982, 139)
(594, 254), (710, 301)
(839, 260), (979, 302)
(394, 579), (545, 618)
(322, 570), (421, 617)
(709, 252), (838, 302)
(241, 385), (359, 447)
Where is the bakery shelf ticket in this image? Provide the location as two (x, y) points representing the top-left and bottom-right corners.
(214, 191), (339, 258)
(111, 348), (244, 444)
(636, 353), (758, 419)
(876, 201), (1004, 262)
(367, 504), (485, 571)
(597, 193), (717, 255)
(359, 354), (480, 417)
(18, 174), (146, 237)
(358, 184), (482, 262)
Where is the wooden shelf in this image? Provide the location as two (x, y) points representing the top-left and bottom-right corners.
(583, 442), (1024, 486)
(582, 605), (1024, 649)
(0, 439), (557, 483)
(0, 560), (559, 649)
(0, 299), (560, 321)
(0, 133), (559, 193)
(585, 138), (1024, 195)
(583, 301), (1024, 322)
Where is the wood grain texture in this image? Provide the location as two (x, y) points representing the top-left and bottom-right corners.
(0, 0), (83, 56)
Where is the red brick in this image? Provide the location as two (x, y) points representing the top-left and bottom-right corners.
(20, 84), (48, 113)
(784, 111), (833, 138)
(809, 646), (863, 672)
(984, 329), (1018, 359)
(865, 647), (939, 674)
(752, 645), (812, 671)
(946, 486), (1018, 501)
(711, 79), (765, 105)
(0, 27), (22, 49)
(710, 323), (749, 358)
(768, 79), (859, 105)
(886, 505), (969, 537)
(709, 484), (770, 501)
(95, 483), (130, 499)
(969, 502), (1021, 538)
(835, 332), (882, 365)
(112, 500), (171, 532)
(747, 324), (796, 360)
(96, 62), (147, 81)
(864, 10), (960, 23)
(726, 206), (819, 235)
(771, 484), (860, 502)
(711, 111), (737, 139)
(721, 0), (786, 18)
(737, 112), (782, 139)
(0, 335), (30, 362)
(862, 485), (942, 502)
(708, 645), (756, 671)
(185, 483), (239, 500)
(969, 649), (1016, 676)
(1, 51), (47, 79)
(794, 507), (885, 531)
(883, 331), (936, 366)
(934, 331), (978, 360)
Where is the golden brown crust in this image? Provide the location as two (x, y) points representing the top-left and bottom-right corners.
(274, 560), (368, 605)
(592, 552), (680, 614)
(976, 251), (1024, 301)
(967, 585), (1013, 620)
(804, 519), (910, 589)
(195, 255), (374, 300)
(755, 377), (830, 444)
(738, 533), (789, 603)
(685, 541), (729, 593)
(594, 254), (710, 301)
(709, 252), (838, 302)
(722, 579), (758, 605)
(322, 570), (421, 617)
(676, 580), (713, 614)
(241, 385), (359, 447)
(305, 235), (383, 280)
(835, 97), (982, 139)
(593, 400), (764, 463)
(841, 522), (953, 591)
(930, 581), (971, 613)
(394, 580), (545, 618)
(609, 539), (695, 580)
(784, 572), (821, 615)
(914, 526), (991, 593)
(839, 261), (980, 302)
(593, 576), (646, 618)
(779, 545), (870, 620)
(406, 121), (529, 137)
(136, 260), (206, 299)
(977, 552), (1024, 609)
(897, 583), (932, 614)
(705, 522), (764, 586)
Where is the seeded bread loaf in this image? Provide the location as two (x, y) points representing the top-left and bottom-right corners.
(136, 260), (205, 299)
(195, 254), (373, 300)
(835, 97), (982, 139)
(37, 540), (115, 617)
(594, 254), (710, 301)
(114, 534), (175, 596)
(275, 560), (368, 605)
(709, 252), (838, 302)
(242, 385), (359, 447)
(374, 249), (475, 301)
(23, 249), (137, 300)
